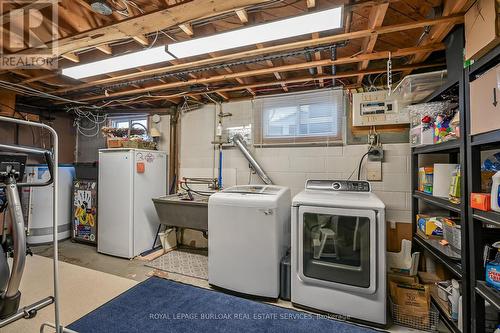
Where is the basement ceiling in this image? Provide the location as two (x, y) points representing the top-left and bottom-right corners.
(0, 0), (470, 111)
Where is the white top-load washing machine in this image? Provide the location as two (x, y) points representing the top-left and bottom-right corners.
(291, 180), (386, 325)
(208, 185), (291, 298)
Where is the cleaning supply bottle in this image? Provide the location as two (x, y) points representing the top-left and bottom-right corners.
(492, 171), (500, 212)
(448, 279), (460, 321)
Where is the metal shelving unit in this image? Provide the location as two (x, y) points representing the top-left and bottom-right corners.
(465, 42), (500, 333)
(413, 191), (461, 213)
(413, 235), (462, 277)
(411, 27), (469, 333)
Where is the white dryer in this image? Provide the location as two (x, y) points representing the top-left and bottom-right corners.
(291, 180), (386, 325)
(208, 185), (291, 298)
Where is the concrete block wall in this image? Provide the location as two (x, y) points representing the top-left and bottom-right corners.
(179, 99), (412, 224)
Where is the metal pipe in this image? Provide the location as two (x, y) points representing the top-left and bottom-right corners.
(0, 116), (62, 333)
(0, 296), (54, 328)
(232, 134), (273, 185)
(4, 180), (26, 298)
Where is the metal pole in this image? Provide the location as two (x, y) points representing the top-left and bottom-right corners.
(0, 116), (62, 333)
(4, 180), (26, 298)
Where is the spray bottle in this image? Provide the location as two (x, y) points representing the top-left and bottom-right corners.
(491, 171), (500, 212)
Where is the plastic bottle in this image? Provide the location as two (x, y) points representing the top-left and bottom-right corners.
(491, 171), (500, 212)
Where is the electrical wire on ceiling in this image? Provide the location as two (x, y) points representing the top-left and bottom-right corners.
(0, 80), (89, 105)
(62, 42), (347, 98)
(68, 105), (108, 137)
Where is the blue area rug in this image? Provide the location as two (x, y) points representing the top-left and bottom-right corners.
(68, 277), (381, 333)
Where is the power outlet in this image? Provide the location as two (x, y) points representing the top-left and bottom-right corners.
(366, 161), (382, 181)
(368, 147), (384, 161)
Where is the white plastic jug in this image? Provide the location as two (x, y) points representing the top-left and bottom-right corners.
(491, 171), (500, 212)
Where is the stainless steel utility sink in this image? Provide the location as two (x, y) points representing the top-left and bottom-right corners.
(152, 193), (209, 231)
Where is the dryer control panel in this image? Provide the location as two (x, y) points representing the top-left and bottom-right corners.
(305, 180), (371, 192)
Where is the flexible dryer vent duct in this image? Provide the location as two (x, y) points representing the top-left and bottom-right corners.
(232, 134), (273, 185)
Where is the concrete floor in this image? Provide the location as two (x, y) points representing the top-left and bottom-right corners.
(32, 240), (152, 282)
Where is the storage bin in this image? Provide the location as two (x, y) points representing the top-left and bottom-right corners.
(470, 63), (500, 135)
(465, 0), (500, 61)
(107, 138), (123, 148)
(390, 298), (440, 332)
(411, 125), (434, 147)
(442, 218), (461, 253)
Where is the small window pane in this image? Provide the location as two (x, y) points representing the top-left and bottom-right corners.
(114, 121), (129, 129)
(255, 89), (344, 144)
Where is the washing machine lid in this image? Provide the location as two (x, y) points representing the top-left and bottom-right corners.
(222, 185), (284, 195)
(210, 185), (290, 208)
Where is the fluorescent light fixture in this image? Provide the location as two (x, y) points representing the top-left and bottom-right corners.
(62, 6), (343, 80)
(167, 7), (343, 58)
(62, 46), (174, 79)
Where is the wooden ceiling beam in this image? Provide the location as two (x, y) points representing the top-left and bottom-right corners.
(133, 34), (150, 46)
(357, 3), (390, 85)
(61, 52), (80, 63)
(52, 14), (462, 95)
(311, 32), (323, 87)
(96, 44), (113, 55)
(256, 43), (287, 92)
(100, 63), (444, 107)
(235, 9), (249, 23)
(0, 0), (59, 24)
(21, 73), (59, 84)
(72, 47), (446, 103)
(179, 23), (194, 36)
(17, 0), (273, 56)
(405, 0), (471, 74)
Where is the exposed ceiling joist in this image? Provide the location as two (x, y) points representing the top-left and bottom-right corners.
(96, 44), (113, 55)
(61, 52), (80, 63)
(0, 0), (59, 24)
(357, 3), (389, 84)
(235, 9), (249, 23)
(71, 44), (446, 103)
(306, 0), (316, 8)
(102, 62), (444, 108)
(16, 0), (273, 56)
(179, 23), (194, 36)
(133, 34), (150, 46)
(53, 14), (461, 95)
(405, 0), (471, 73)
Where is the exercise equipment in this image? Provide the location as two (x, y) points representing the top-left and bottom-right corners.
(0, 115), (76, 333)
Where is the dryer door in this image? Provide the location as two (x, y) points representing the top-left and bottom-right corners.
(298, 205), (377, 294)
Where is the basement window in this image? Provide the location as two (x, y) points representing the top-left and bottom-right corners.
(109, 115), (149, 130)
(253, 89), (344, 145)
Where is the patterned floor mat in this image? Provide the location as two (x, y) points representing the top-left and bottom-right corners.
(145, 249), (208, 280)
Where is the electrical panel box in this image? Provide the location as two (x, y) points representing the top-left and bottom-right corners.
(352, 90), (409, 126)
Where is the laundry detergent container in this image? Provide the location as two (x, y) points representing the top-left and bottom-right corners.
(22, 164), (75, 244)
(208, 185), (291, 298)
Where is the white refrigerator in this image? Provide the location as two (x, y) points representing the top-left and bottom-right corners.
(98, 148), (167, 258)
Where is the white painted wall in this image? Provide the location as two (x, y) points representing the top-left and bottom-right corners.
(178, 99), (412, 223)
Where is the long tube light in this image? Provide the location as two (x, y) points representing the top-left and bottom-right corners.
(62, 6), (343, 80)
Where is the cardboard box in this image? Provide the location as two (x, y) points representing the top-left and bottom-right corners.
(416, 214), (444, 239)
(465, 0), (500, 61)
